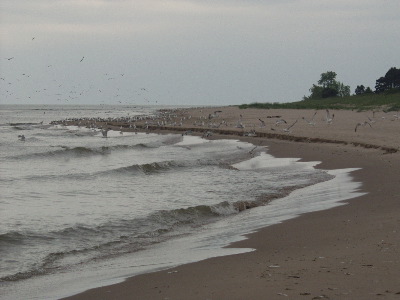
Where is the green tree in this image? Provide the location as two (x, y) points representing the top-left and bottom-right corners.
(355, 85), (373, 95)
(365, 87), (373, 94)
(308, 84), (324, 99)
(355, 85), (365, 95)
(305, 71), (350, 99)
(318, 71), (337, 89)
(338, 82), (351, 97)
(385, 67), (400, 89)
(375, 67), (400, 93)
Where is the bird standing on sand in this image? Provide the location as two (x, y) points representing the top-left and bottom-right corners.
(182, 130), (192, 136)
(101, 128), (109, 138)
(202, 131), (213, 138)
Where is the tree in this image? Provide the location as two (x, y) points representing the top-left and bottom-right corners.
(355, 85), (365, 95)
(338, 82), (351, 97)
(375, 76), (388, 93)
(355, 85), (373, 95)
(365, 87), (373, 94)
(305, 71), (350, 99)
(308, 84), (324, 99)
(385, 67), (400, 89)
(318, 71), (337, 89)
(375, 67), (400, 93)
(322, 87), (338, 98)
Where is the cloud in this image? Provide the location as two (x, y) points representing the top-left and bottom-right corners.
(1, 0), (399, 105)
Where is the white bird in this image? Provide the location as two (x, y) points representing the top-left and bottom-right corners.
(283, 119), (298, 133)
(236, 121), (245, 129)
(101, 128), (109, 138)
(182, 130), (192, 136)
(275, 119), (287, 126)
(355, 121), (372, 132)
(302, 111), (317, 126)
(325, 109), (334, 124)
(202, 131), (213, 138)
(244, 130), (257, 137)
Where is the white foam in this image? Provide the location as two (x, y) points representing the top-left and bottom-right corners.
(233, 152), (319, 170)
(175, 135), (210, 146)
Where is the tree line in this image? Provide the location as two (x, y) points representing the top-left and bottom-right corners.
(304, 67), (400, 100)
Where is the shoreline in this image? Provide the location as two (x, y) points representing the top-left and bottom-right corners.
(61, 107), (400, 299)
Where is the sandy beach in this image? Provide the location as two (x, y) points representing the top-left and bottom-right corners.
(62, 107), (400, 300)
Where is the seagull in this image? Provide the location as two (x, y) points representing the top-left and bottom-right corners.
(275, 119), (287, 126)
(236, 121), (245, 129)
(355, 121), (372, 132)
(182, 130), (192, 136)
(80, 56), (85, 62)
(302, 111), (317, 126)
(202, 131), (213, 138)
(325, 109), (334, 124)
(6, 57), (14, 61)
(283, 119), (298, 133)
(101, 128), (109, 138)
(244, 130), (257, 137)
(249, 144), (258, 155)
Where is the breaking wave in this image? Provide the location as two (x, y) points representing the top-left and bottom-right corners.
(5, 143), (159, 161)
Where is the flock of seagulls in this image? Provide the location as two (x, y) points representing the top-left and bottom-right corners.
(48, 107), (395, 137)
(19, 106), (400, 143)
(1, 37), (159, 105)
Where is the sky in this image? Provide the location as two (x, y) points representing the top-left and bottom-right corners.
(1, 0), (399, 106)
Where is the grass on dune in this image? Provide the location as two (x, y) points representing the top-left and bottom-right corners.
(239, 91), (400, 112)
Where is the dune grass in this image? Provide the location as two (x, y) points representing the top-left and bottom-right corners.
(239, 91), (400, 111)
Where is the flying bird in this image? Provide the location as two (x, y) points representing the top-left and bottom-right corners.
(355, 121), (372, 132)
(302, 111), (317, 126)
(325, 109), (334, 124)
(275, 119), (287, 126)
(80, 56), (85, 62)
(283, 119), (298, 133)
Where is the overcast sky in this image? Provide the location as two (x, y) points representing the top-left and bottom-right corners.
(1, 0), (399, 106)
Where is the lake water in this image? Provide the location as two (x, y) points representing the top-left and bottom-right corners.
(0, 105), (364, 300)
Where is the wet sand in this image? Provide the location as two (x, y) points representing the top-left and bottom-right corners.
(62, 107), (400, 299)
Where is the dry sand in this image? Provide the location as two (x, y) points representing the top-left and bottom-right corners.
(62, 107), (400, 300)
